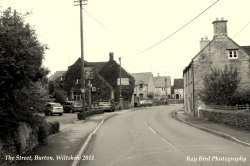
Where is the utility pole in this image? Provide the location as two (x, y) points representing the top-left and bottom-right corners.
(74, 0), (87, 120)
(119, 57), (122, 110)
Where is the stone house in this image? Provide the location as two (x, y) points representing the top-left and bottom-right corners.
(131, 72), (155, 100)
(183, 18), (250, 117)
(62, 52), (135, 107)
(172, 78), (184, 100)
(153, 74), (171, 99)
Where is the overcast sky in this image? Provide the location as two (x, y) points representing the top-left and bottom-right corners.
(1, 0), (250, 80)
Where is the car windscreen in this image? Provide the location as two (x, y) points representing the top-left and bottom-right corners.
(99, 102), (110, 106)
(52, 103), (62, 107)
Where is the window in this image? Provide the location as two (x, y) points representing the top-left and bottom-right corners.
(139, 83), (143, 89)
(228, 50), (238, 59)
(162, 88), (165, 91)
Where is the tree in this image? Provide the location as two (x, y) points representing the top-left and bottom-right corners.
(147, 92), (154, 100)
(199, 65), (240, 105)
(54, 89), (67, 104)
(0, 8), (48, 136)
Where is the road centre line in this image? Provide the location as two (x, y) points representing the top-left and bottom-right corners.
(144, 121), (181, 153)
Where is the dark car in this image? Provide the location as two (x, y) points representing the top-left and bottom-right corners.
(98, 101), (115, 112)
(44, 102), (63, 116)
(62, 101), (85, 113)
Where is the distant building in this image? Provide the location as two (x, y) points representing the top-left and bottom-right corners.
(49, 71), (66, 81)
(172, 78), (184, 99)
(64, 52), (135, 106)
(131, 72), (155, 100)
(183, 18), (250, 117)
(153, 74), (171, 99)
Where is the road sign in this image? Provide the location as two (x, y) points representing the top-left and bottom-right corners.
(92, 87), (96, 92)
(81, 89), (85, 93)
(84, 67), (95, 80)
(117, 78), (129, 85)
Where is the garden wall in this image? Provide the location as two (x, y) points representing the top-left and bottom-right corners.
(199, 109), (250, 130)
(0, 121), (59, 165)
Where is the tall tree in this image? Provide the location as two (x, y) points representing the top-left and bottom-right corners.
(0, 8), (48, 135)
(199, 65), (240, 105)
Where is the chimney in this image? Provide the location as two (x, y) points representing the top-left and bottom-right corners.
(157, 73), (160, 77)
(200, 36), (210, 50)
(109, 52), (114, 61)
(212, 17), (228, 37)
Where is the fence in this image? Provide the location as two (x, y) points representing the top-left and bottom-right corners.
(207, 104), (250, 111)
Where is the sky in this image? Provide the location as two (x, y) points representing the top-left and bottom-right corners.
(1, 0), (250, 81)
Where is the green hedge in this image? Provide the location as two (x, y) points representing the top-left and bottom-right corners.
(77, 109), (104, 120)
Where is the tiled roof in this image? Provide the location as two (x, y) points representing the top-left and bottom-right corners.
(87, 62), (106, 72)
(49, 71), (66, 81)
(131, 72), (153, 85)
(241, 46), (250, 55)
(153, 76), (171, 87)
(173, 78), (184, 89)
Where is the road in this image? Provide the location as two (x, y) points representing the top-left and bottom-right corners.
(81, 105), (250, 166)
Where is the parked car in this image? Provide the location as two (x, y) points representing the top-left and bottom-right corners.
(44, 102), (63, 116)
(98, 101), (115, 112)
(139, 100), (153, 107)
(62, 101), (87, 113)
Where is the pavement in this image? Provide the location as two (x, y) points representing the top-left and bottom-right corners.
(16, 110), (129, 166)
(173, 109), (250, 147)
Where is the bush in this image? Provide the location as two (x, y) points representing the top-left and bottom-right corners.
(229, 91), (250, 105)
(38, 126), (48, 146)
(199, 66), (240, 105)
(47, 121), (60, 134)
(54, 90), (67, 104)
(0, 8), (48, 137)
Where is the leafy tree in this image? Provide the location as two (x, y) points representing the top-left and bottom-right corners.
(54, 89), (67, 103)
(147, 92), (154, 100)
(199, 65), (240, 105)
(0, 8), (48, 136)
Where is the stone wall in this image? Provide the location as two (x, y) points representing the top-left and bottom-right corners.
(0, 121), (59, 165)
(199, 109), (250, 130)
(0, 122), (39, 165)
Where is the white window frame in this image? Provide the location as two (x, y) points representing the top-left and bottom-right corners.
(228, 50), (238, 59)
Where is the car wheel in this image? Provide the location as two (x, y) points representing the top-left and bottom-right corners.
(69, 109), (73, 113)
(48, 111), (52, 116)
(59, 113), (63, 116)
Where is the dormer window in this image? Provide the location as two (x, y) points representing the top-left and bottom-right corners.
(228, 49), (238, 59)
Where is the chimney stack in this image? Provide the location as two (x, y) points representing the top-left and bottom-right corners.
(212, 17), (228, 37)
(200, 36), (210, 50)
(109, 52), (114, 61)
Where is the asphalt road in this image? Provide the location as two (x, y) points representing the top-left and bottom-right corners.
(81, 105), (250, 166)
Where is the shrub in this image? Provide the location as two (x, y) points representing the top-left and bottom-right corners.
(199, 65), (240, 105)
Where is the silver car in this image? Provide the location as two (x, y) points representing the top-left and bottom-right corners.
(44, 102), (64, 116)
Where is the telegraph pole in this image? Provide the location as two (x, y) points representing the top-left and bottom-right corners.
(74, 0), (87, 120)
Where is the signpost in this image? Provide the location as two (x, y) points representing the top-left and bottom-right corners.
(85, 67), (94, 111)
(117, 78), (129, 85)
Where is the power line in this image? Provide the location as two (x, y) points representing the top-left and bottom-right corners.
(233, 21), (250, 39)
(125, 0), (221, 59)
(83, 9), (109, 31)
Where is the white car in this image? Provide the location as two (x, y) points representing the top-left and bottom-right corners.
(44, 102), (63, 116)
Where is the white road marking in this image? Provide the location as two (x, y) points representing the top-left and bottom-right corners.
(145, 121), (181, 152)
(71, 116), (111, 166)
